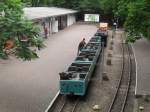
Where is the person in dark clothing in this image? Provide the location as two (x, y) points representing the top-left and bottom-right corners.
(77, 38), (86, 55)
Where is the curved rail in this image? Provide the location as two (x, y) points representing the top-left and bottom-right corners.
(107, 37), (132, 112)
(121, 44), (132, 112)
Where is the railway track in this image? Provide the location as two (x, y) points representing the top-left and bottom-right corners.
(107, 41), (133, 112)
(58, 96), (79, 112)
(48, 94), (80, 112)
(48, 43), (105, 112)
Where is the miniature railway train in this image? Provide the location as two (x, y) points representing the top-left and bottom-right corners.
(59, 29), (108, 96)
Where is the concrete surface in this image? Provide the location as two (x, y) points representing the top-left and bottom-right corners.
(132, 38), (150, 96)
(0, 24), (97, 112)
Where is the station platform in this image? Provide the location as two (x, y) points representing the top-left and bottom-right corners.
(132, 38), (150, 96)
(0, 24), (97, 112)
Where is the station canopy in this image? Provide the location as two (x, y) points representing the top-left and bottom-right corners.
(23, 7), (77, 20)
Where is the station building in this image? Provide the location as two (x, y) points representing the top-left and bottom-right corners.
(23, 7), (77, 37)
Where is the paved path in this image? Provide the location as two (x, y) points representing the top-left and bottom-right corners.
(132, 38), (150, 95)
(0, 24), (97, 112)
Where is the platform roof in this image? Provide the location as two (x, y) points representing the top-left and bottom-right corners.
(23, 7), (77, 20)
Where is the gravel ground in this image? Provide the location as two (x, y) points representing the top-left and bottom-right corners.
(136, 97), (150, 112)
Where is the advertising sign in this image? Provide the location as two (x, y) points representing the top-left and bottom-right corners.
(84, 14), (99, 22)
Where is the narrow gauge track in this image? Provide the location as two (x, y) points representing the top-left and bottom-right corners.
(58, 96), (79, 112)
(107, 41), (132, 112)
(48, 94), (80, 112)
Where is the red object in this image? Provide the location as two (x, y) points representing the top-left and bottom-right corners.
(5, 40), (13, 50)
(44, 27), (48, 34)
(20, 35), (28, 42)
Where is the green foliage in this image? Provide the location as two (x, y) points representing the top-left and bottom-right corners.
(21, 0), (32, 7)
(124, 0), (150, 41)
(126, 35), (138, 43)
(0, 0), (43, 60)
(115, 0), (129, 22)
(80, 0), (101, 13)
(100, 0), (119, 14)
(15, 47), (38, 61)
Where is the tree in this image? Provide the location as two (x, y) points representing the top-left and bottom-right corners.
(99, 0), (118, 14)
(0, 0), (43, 60)
(124, 0), (150, 42)
(79, 0), (101, 13)
(21, 0), (32, 6)
(114, 0), (128, 24)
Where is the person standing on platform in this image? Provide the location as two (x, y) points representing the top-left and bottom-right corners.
(44, 26), (48, 39)
(43, 22), (48, 39)
(77, 38), (86, 55)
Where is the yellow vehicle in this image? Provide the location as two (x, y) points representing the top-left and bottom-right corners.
(99, 22), (108, 31)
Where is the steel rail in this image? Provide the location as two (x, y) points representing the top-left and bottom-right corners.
(71, 98), (79, 112)
(58, 97), (79, 112)
(58, 96), (66, 112)
(107, 36), (132, 112)
(121, 44), (132, 112)
(107, 35), (125, 112)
